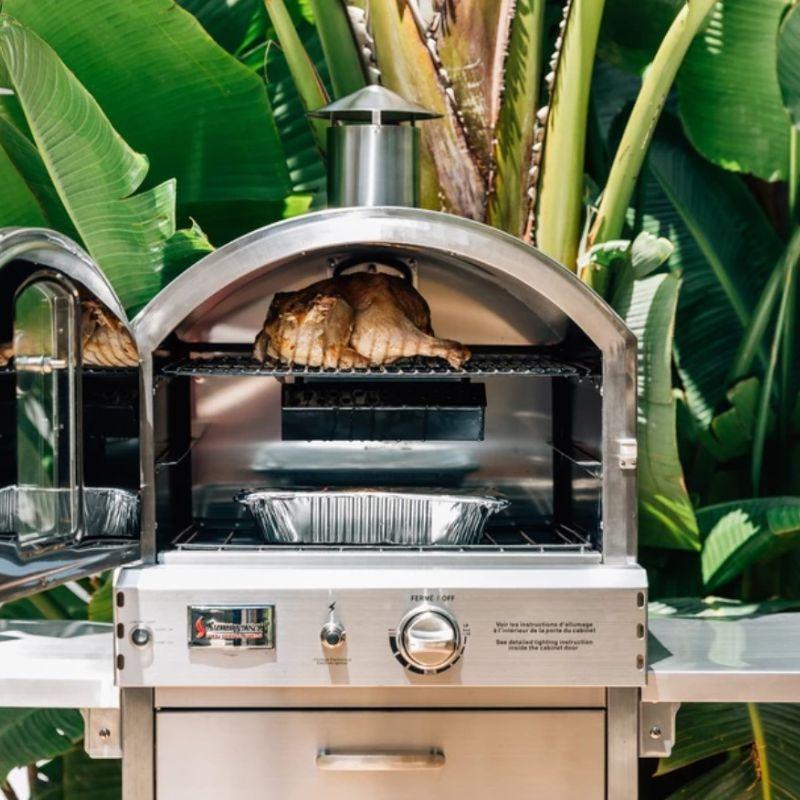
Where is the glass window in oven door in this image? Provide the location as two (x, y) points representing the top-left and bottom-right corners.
(13, 277), (80, 552)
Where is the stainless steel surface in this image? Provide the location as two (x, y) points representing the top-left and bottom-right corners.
(0, 228), (130, 333)
(115, 563), (647, 688)
(153, 685), (607, 708)
(328, 124), (419, 207)
(14, 274), (81, 550)
(398, 606), (461, 671)
(320, 620), (346, 649)
(187, 605), (275, 649)
(645, 612), (800, 702)
(121, 688), (154, 800)
(82, 707), (122, 759)
(0, 228), (140, 601)
(132, 207), (635, 563)
(237, 488), (508, 545)
(0, 619), (117, 708)
(0, 487), (139, 540)
(155, 710), (606, 800)
(639, 701), (680, 758)
(309, 85), (441, 123)
(316, 749), (445, 771)
(607, 688), (639, 800)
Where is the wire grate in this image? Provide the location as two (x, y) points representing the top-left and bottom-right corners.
(170, 519), (596, 554)
(161, 347), (595, 380)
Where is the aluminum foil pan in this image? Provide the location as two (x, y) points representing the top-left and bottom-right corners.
(0, 486), (139, 538)
(236, 488), (509, 545)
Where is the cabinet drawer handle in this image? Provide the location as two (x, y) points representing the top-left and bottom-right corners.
(316, 749), (445, 771)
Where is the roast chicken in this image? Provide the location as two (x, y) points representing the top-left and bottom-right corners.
(0, 299), (138, 368)
(253, 271), (470, 369)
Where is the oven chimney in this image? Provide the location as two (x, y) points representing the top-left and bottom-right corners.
(309, 86), (440, 209)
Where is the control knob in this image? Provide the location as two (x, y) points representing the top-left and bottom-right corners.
(397, 606), (462, 673)
(320, 621), (346, 650)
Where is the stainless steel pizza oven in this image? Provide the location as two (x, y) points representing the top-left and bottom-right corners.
(0, 90), (648, 799)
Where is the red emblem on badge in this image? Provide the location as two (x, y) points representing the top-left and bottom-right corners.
(195, 616), (206, 639)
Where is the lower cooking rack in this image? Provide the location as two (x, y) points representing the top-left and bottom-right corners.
(169, 518), (596, 555)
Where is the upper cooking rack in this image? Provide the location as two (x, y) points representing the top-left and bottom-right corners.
(160, 345), (598, 380)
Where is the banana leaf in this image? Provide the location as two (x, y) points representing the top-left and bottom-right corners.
(613, 269), (700, 550)
(703, 378), (772, 463)
(0, 138), (45, 227)
(367, 0), (486, 217)
(778, 2), (800, 128)
(486, 0), (545, 236)
(0, 708), (83, 779)
(676, 0), (791, 182)
(0, 17), (212, 313)
(645, 119), (783, 426)
(179, 0), (263, 53)
(658, 703), (800, 799)
(4, 0), (291, 222)
(700, 496), (800, 591)
(535, 0), (605, 267)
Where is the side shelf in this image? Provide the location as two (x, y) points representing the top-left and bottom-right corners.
(0, 619), (117, 708)
(645, 612), (800, 703)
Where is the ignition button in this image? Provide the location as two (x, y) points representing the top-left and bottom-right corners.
(130, 625), (152, 647)
(320, 621), (346, 650)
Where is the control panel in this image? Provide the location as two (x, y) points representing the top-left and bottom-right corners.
(114, 563), (647, 688)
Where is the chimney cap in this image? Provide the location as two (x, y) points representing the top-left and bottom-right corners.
(309, 85), (440, 124)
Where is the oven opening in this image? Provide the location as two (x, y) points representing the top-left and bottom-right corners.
(151, 250), (604, 559)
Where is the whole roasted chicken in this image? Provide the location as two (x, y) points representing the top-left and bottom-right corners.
(253, 271), (470, 369)
(0, 299), (138, 368)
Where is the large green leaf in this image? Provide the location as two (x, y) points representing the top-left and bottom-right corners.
(613, 271), (700, 550)
(700, 496), (800, 591)
(309, 0), (365, 99)
(0, 17), (211, 313)
(0, 116), (77, 235)
(0, 137), (46, 227)
(0, 708), (83, 777)
(486, 0), (545, 237)
(676, 0), (792, 181)
(598, 0), (682, 74)
(535, 0), (605, 267)
(646, 121), (783, 426)
(368, 0), (486, 217)
(4, 0), (290, 216)
(178, 0), (263, 53)
(658, 703), (800, 800)
(778, 2), (800, 128)
(703, 378), (770, 463)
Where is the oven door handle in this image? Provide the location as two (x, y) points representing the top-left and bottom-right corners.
(316, 749), (445, 771)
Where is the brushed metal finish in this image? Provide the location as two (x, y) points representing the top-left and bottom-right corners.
(607, 688), (639, 800)
(399, 606), (461, 671)
(316, 749), (445, 771)
(645, 612), (800, 702)
(328, 125), (419, 207)
(115, 563), (647, 687)
(155, 710), (605, 800)
(121, 688), (154, 800)
(132, 207), (636, 563)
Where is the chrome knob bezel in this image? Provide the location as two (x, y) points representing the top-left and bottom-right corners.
(320, 621), (347, 650)
(396, 605), (462, 673)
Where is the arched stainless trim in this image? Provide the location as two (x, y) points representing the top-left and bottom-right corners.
(0, 227), (131, 333)
(132, 208), (637, 564)
(132, 207), (634, 356)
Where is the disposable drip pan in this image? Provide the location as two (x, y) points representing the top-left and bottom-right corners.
(236, 488), (509, 545)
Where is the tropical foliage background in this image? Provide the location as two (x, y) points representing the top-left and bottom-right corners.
(1, 0), (800, 796)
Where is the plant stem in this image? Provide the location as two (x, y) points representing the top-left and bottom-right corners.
(309, 0), (366, 99)
(0, 780), (20, 800)
(588, 0), (716, 246)
(27, 590), (65, 620)
(535, 0), (606, 269)
(747, 703), (773, 800)
(264, 0), (329, 152)
(751, 227), (800, 494)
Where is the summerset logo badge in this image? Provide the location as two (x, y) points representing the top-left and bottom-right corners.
(189, 606), (275, 649)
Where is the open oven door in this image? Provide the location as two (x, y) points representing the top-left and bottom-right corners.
(0, 228), (141, 604)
